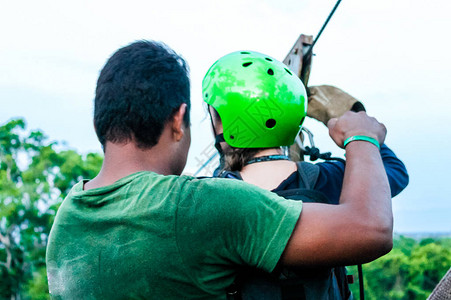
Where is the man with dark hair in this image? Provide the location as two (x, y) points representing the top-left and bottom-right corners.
(94, 40), (191, 150)
(46, 40), (393, 299)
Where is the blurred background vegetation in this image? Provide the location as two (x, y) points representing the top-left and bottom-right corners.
(0, 118), (450, 299)
(348, 236), (451, 300)
(0, 118), (102, 300)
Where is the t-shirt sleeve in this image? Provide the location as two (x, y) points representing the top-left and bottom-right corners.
(176, 177), (303, 277)
(380, 144), (409, 197)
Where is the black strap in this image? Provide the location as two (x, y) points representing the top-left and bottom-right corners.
(358, 264), (364, 300)
(218, 170), (243, 180)
(208, 105), (226, 171)
(275, 162), (329, 204)
(215, 133), (225, 143)
(296, 162), (320, 189)
(246, 155), (290, 165)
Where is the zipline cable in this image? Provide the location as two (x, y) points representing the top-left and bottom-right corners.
(304, 0), (343, 59)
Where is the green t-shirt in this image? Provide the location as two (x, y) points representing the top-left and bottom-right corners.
(46, 171), (302, 299)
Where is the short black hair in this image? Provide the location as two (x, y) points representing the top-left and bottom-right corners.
(94, 40), (190, 149)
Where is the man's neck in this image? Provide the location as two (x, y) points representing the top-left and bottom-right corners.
(84, 141), (173, 190)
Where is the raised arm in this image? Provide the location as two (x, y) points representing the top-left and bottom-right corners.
(308, 85), (408, 201)
(281, 111), (393, 266)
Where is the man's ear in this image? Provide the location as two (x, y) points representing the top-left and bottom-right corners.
(171, 103), (188, 141)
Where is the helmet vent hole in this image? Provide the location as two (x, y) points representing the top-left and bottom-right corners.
(266, 119), (276, 128)
(205, 93), (208, 98)
(285, 68), (292, 75)
(242, 62), (253, 67)
(230, 135), (235, 139)
(265, 57), (273, 61)
(240, 51), (250, 54)
(267, 68), (274, 75)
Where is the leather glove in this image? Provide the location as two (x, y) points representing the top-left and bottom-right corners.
(307, 85), (366, 125)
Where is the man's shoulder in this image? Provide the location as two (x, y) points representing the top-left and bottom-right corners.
(61, 172), (193, 207)
(184, 175), (267, 195)
(180, 176), (293, 213)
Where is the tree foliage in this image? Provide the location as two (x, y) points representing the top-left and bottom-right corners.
(349, 235), (451, 300)
(0, 118), (102, 300)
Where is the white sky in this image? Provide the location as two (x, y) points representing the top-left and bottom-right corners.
(1, 0), (450, 233)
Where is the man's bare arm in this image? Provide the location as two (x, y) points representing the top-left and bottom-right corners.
(281, 112), (393, 266)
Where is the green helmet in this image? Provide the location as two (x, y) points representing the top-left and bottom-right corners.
(202, 50), (307, 148)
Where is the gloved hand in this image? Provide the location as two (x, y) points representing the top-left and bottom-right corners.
(307, 85), (366, 125)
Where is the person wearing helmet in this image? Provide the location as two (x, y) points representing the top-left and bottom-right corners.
(203, 51), (409, 299)
(47, 41), (394, 299)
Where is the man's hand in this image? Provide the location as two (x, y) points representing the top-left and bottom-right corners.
(327, 111), (387, 148)
(307, 85), (365, 125)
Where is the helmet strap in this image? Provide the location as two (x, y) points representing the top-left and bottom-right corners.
(214, 133), (226, 154)
(208, 105), (226, 169)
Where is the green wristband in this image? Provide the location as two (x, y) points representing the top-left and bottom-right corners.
(344, 135), (380, 150)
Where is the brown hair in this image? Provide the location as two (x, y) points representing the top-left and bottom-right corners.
(222, 147), (266, 172)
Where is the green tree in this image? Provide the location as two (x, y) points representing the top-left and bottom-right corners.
(393, 235), (416, 256)
(0, 118), (102, 299)
(406, 241), (451, 299)
(349, 236), (451, 300)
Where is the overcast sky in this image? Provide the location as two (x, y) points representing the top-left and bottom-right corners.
(1, 0), (450, 234)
